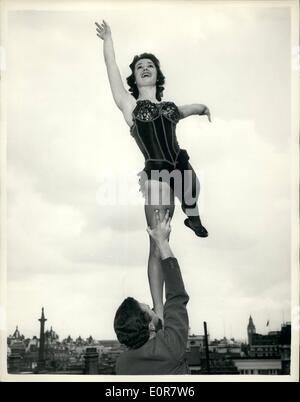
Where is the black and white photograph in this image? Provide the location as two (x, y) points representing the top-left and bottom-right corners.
(0, 0), (299, 382)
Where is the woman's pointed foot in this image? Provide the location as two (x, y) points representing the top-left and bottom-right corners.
(184, 218), (208, 238)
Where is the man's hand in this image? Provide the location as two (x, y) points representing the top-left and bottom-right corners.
(147, 210), (171, 246)
(95, 20), (111, 41)
(147, 210), (174, 260)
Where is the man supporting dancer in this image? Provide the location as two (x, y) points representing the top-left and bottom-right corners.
(114, 210), (190, 375)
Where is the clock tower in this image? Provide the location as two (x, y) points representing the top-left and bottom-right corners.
(247, 315), (256, 345)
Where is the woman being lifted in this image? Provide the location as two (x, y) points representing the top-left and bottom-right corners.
(96, 20), (211, 322)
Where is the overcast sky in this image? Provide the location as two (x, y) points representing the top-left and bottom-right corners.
(6, 2), (293, 342)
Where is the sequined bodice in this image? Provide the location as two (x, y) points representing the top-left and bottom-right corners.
(130, 100), (181, 167)
(132, 100), (181, 123)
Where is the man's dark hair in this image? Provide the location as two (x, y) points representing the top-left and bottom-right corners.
(126, 53), (165, 101)
(114, 297), (151, 349)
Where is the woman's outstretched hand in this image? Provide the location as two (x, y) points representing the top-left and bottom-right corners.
(203, 105), (211, 122)
(95, 20), (111, 40)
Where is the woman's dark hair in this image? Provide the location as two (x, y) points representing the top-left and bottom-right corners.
(126, 53), (165, 101)
(114, 297), (151, 349)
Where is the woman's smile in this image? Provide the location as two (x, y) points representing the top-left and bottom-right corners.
(141, 71), (151, 78)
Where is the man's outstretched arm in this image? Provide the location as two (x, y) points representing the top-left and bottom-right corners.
(147, 211), (189, 359)
(146, 211), (174, 260)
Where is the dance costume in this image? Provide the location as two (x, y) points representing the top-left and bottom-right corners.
(130, 100), (181, 168)
(130, 99), (208, 237)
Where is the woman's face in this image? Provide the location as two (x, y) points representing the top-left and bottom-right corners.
(134, 58), (158, 88)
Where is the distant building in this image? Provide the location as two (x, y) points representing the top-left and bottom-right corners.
(247, 316), (256, 346)
(75, 336), (84, 346)
(9, 327), (26, 356)
(248, 320), (291, 361)
(187, 334), (206, 350)
(185, 335), (241, 374)
(23, 336), (39, 371)
(86, 336), (94, 345)
(250, 333), (280, 358)
(279, 323), (291, 375)
(7, 326), (27, 373)
(209, 338), (243, 357)
(232, 358), (281, 375)
(185, 334), (205, 373)
(233, 317), (292, 375)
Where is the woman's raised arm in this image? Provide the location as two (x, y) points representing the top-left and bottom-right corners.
(95, 20), (132, 111)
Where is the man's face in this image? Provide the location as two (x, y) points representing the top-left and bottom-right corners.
(138, 303), (161, 328)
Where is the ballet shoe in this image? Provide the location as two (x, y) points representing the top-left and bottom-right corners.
(184, 218), (208, 238)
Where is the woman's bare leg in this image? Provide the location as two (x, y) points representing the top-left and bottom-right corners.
(144, 180), (175, 321)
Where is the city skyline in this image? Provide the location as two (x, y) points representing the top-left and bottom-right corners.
(7, 307), (290, 343)
(7, 307), (292, 375)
